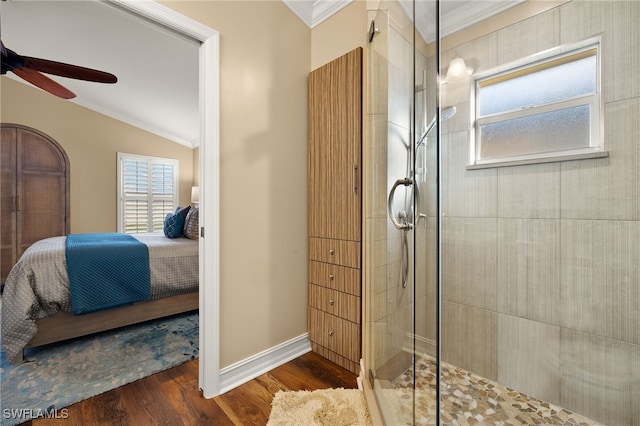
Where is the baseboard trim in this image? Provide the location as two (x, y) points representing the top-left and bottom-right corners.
(219, 333), (311, 394)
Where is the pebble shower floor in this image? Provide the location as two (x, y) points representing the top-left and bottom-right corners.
(385, 355), (601, 425)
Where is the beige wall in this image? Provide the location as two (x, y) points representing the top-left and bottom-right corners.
(310, 0), (368, 70)
(0, 78), (195, 233)
(192, 146), (200, 186)
(161, 1), (311, 367)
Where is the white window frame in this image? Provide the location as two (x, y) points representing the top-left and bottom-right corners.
(469, 37), (606, 168)
(117, 152), (179, 233)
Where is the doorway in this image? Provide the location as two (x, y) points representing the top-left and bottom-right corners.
(100, 1), (222, 397)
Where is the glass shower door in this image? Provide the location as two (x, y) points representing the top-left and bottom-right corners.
(365, 0), (439, 423)
(411, 0), (441, 423)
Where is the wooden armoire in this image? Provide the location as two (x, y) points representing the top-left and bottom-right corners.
(308, 48), (362, 374)
(1, 124), (70, 284)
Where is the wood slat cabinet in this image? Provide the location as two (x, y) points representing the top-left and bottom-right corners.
(308, 48), (362, 374)
(1, 124), (70, 285)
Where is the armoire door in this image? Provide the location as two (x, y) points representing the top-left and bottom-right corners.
(1, 124), (70, 284)
(1, 127), (18, 284)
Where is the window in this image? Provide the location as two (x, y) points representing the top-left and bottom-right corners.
(471, 38), (604, 167)
(117, 153), (178, 234)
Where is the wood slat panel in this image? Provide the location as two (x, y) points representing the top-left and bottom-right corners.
(308, 48), (362, 242)
(308, 307), (360, 363)
(310, 342), (360, 374)
(308, 48), (362, 373)
(309, 260), (360, 295)
(309, 284), (360, 323)
(309, 237), (360, 268)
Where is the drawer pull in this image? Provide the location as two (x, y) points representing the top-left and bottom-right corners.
(329, 274), (335, 280)
(329, 299), (334, 305)
(329, 249), (335, 255)
(328, 330), (334, 336)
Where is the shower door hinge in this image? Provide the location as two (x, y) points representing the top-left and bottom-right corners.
(200, 227), (205, 238)
(369, 20), (379, 43)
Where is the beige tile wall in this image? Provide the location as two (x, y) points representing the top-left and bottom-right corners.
(442, 300), (497, 380)
(440, 1), (640, 425)
(497, 218), (560, 324)
(496, 314), (561, 402)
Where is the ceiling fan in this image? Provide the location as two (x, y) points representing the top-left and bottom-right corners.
(1, 39), (117, 99)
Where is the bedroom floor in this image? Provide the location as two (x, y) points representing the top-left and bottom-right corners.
(24, 352), (357, 425)
(388, 355), (600, 425)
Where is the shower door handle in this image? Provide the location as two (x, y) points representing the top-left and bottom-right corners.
(387, 177), (413, 230)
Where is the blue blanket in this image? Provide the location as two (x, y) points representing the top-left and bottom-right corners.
(66, 233), (151, 315)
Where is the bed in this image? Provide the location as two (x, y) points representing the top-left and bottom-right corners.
(1, 232), (199, 364)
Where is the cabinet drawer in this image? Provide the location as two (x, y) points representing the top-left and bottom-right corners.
(308, 308), (360, 362)
(309, 261), (359, 295)
(309, 237), (360, 268)
(309, 284), (360, 323)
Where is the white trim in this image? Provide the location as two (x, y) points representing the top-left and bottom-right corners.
(281, 0), (313, 28)
(405, 0), (526, 44)
(282, 0), (353, 28)
(199, 32), (221, 399)
(473, 36), (602, 82)
(440, 0), (526, 38)
(109, 0), (217, 41)
(219, 334), (311, 394)
(311, 0), (352, 27)
(109, 0), (221, 398)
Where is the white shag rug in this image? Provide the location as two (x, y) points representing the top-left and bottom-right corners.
(267, 388), (372, 426)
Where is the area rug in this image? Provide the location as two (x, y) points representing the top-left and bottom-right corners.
(267, 388), (372, 426)
(0, 311), (198, 426)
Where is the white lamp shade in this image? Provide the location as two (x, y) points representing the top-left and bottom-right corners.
(191, 186), (200, 204)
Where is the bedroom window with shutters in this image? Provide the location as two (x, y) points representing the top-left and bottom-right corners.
(117, 153), (179, 234)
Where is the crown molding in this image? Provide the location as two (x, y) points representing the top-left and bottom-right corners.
(282, 0), (353, 28)
(440, 0), (527, 38)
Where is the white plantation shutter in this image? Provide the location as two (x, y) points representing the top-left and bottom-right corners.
(118, 153), (178, 233)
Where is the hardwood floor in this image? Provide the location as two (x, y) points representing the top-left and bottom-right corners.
(28, 351), (358, 425)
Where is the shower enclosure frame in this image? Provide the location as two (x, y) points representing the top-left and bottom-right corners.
(363, 0), (445, 423)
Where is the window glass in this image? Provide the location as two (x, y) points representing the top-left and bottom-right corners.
(479, 53), (596, 116)
(472, 40), (601, 166)
(479, 105), (591, 160)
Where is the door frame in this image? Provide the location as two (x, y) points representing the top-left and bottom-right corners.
(110, 0), (221, 397)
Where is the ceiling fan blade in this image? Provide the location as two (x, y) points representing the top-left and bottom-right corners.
(22, 56), (117, 83)
(12, 67), (76, 99)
